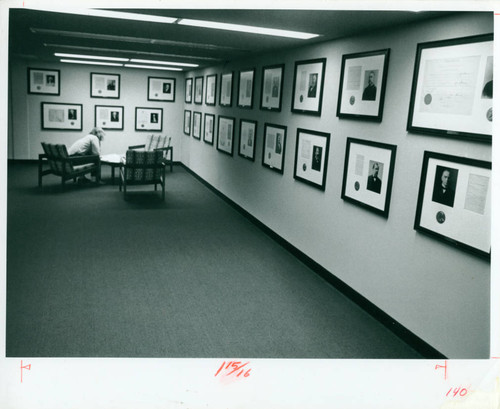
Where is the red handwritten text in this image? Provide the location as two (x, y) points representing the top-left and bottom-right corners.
(434, 360), (447, 380)
(215, 361), (251, 378)
(446, 386), (468, 398)
(20, 360), (31, 383)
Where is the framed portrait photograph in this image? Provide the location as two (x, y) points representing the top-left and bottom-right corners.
(414, 151), (491, 258)
(238, 69), (255, 109)
(205, 74), (217, 106)
(184, 110), (191, 136)
(148, 77), (175, 102)
(260, 64), (284, 112)
(217, 116), (235, 156)
(293, 129), (331, 191)
(192, 111), (202, 140)
(220, 72), (233, 107)
(341, 138), (397, 218)
(337, 49), (390, 122)
(135, 107), (163, 131)
(262, 123), (287, 174)
(407, 33), (493, 142)
(185, 77), (193, 103)
(28, 68), (60, 95)
(95, 105), (124, 130)
(194, 76), (203, 104)
(291, 58), (326, 116)
(204, 113), (215, 145)
(238, 119), (257, 161)
(90, 72), (120, 99)
(41, 102), (82, 131)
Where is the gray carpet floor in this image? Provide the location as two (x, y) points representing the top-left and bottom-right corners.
(6, 162), (422, 358)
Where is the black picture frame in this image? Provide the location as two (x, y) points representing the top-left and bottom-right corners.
(238, 119), (257, 161)
(90, 72), (120, 99)
(185, 77), (193, 103)
(219, 72), (233, 107)
(337, 49), (390, 122)
(28, 68), (60, 95)
(148, 77), (175, 102)
(341, 137), (397, 218)
(194, 76), (204, 104)
(184, 110), (191, 136)
(205, 74), (217, 106)
(134, 107), (163, 131)
(192, 111), (202, 140)
(291, 58), (326, 116)
(262, 123), (287, 173)
(41, 102), (82, 131)
(260, 64), (284, 112)
(237, 68), (255, 109)
(204, 113), (215, 145)
(217, 116), (235, 156)
(407, 33), (493, 143)
(95, 105), (124, 130)
(414, 151), (491, 259)
(293, 128), (330, 191)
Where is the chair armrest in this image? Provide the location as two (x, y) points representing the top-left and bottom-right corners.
(128, 144), (146, 149)
(68, 154), (100, 165)
(154, 146), (173, 153)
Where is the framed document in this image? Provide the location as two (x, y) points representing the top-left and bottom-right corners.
(41, 102), (82, 131)
(407, 34), (493, 142)
(194, 76), (203, 104)
(293, 129), (330, 191)
(262, 123), (287, 173)
(185, 77), (193, 103)
(95, 105), (124, 130)
(414, 151), (491, 258)
(220, 72), (233, 107)
(217, 116), (235, 156)
(205, 74), (217, 106)
(341, 138), (397, 218)
(148, 77), (175, 102)
(291, 58), (326, 116)
(28, 68), (60, 95)
(238, 119), (257, 161)
(91, 72), (120, 99)
(135, 107), (162, 131)
(192, 111), (202, 140)
(238, 69), (255, 109)
(337, 49), (390, 122)
(204, 113), (215, 145)
(260, 64), (284, 112)
(184, 110), (191, 136)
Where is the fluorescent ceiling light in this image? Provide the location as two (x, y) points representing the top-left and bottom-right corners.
(55, 53), (129, 62)
(178, 18), (319, 40)
(124, 64), (183, 71)
(60, 59), (123, 67)
(129, 59), (198, 67)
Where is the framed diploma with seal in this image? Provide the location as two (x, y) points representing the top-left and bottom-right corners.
(260, 64), (284, 112)
(414, 151), (491, 259)
(238, 119), (257, 161)
(192, 111), (202, 140)
(217, 116), (235, 156)
(407, 34), (493, 143)
(262, 123), (287, 173)
(291, 58), (326, 116)
(184, 110), (191, 136)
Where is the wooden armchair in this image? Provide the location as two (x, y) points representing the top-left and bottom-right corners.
(128, 134), (173, 172)
(38, 142), (101, 190)
(119, 149), (166, 201)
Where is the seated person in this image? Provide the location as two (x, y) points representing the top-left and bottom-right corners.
(68, 127), (105, 183)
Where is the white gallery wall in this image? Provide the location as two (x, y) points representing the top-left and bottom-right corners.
(179, 12), (493, 358)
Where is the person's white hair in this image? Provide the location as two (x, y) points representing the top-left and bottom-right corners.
(90, 127), (105, 141)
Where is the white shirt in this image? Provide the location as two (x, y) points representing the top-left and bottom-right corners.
(68, 134), (101, 156)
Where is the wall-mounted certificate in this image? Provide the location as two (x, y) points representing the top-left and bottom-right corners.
(260, 64), (284, 111)
(135, 107), (162, 131)
(95, 105), (124, 130)
(291, 58), (326, 116)
(262, 123), (287, 173)
(204, 113), (215, 145)
(91, 72), (120, 99)
(238, 119), (257, 161)
(217, 116), (235, 156)
(41, 102), (82, 130)
(293, 129), (330, 191)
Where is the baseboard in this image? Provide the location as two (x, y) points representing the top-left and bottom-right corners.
(181, 163), (447, 359)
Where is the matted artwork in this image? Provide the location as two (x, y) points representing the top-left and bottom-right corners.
(95, 105), (124, 130)
(185, 77), (193, 103)
(293, 128), (330, 191)
(291, 58), (326, 116)
(341, 138), (397, 218)
(414, 151), (491, 258)
(184, 110), (191, 136)
(220, 72), (233, 107)
(193, 111), (202, 140)
(407, 33), (493, 142)
(262, 123), (287, 173)
(135, 107), (162, 131)
(205, 74), (217, 106)
(238, 119), (257, 161)
(204, 113), (215, 145)
(217, 116), (235, 156)
(260, 64), (284, 111)
(337, 49), (390, 121)
(41, 102), (82, 130)
(194, 76), (204, 104)
(238, 69), (255, 108)
(148, 77), (175, 102)
(91, 72), (120, 99)
(28, 68), (60, 95)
